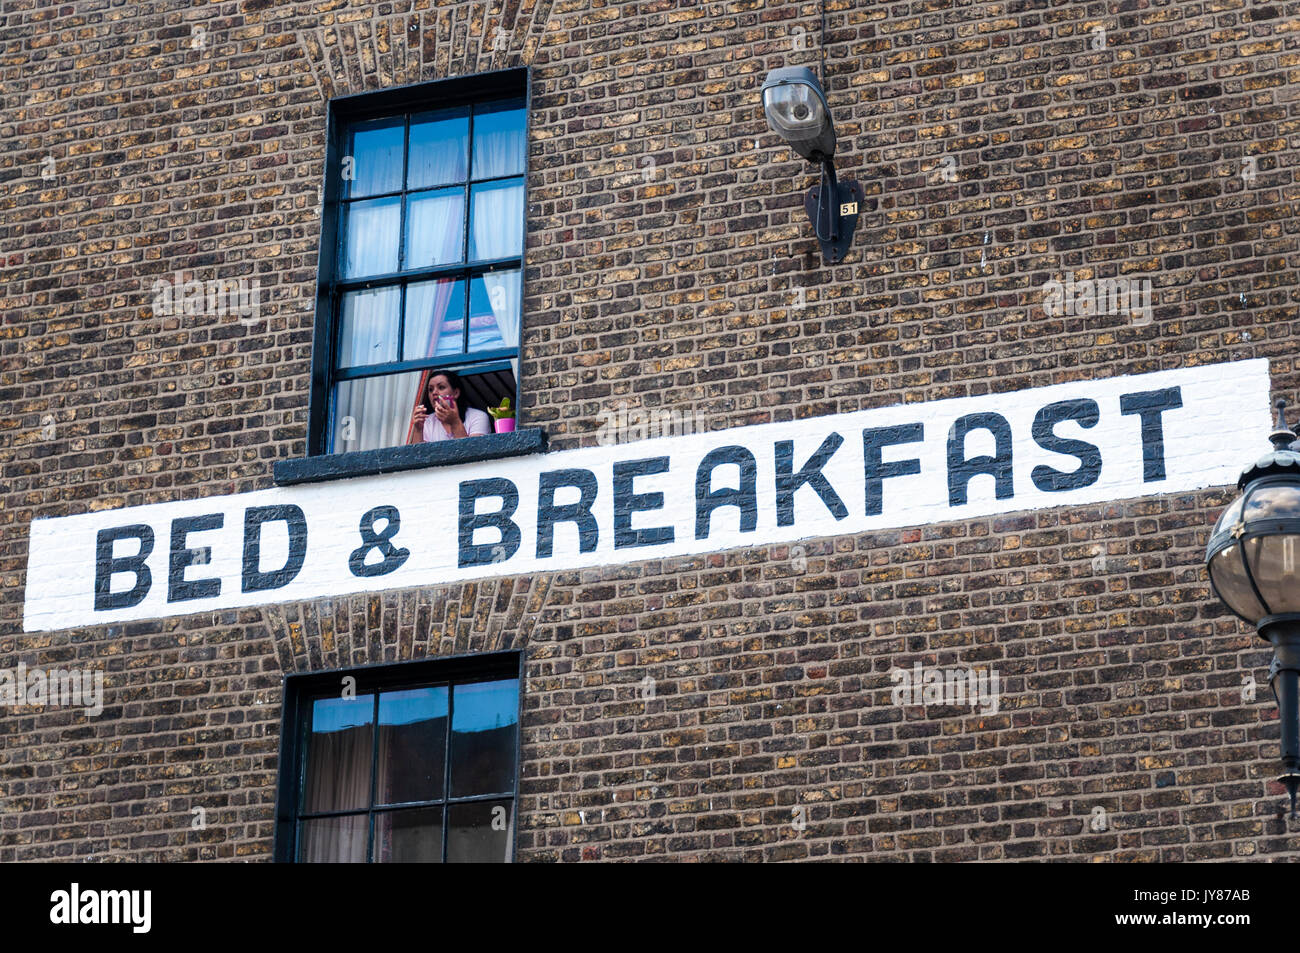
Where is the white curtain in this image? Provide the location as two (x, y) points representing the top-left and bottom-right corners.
(338, 287), (398, 368)
(481, 269), (521, 375)
(301, 698), (374, 862)
(348, 119), (403, 197)
(301, 814), (367, 863)
(405, 280), (458, 362)
(471, 182), (523, 375)
(343, 197), (399, 279)
(470, 182), (523, 261)
(410, 109), (468, 189)
(331, 286), (417, 453)
(333, 371), (421, 452)
(472, 106), (524, 179)
(405, 189), (463, 270)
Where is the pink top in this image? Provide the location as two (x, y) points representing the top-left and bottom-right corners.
(423, 406), (491, 442)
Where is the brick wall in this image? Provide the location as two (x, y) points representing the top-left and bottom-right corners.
(1, 0), (1298, 860)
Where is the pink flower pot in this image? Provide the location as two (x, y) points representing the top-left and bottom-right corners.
(494, 417), (516, 434)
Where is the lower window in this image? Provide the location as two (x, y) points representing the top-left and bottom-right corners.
(275, 652), (520, 863)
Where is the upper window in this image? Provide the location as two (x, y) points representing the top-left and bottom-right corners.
(276, 653), (521, 863)
(311, 72), (526, 456)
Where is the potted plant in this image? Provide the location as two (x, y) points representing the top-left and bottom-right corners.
(488, 397), (515, 433)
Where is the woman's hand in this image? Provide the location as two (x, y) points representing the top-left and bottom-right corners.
(433, 396), (457, 424)
(433, 396), (469, 438)
(412, 405), (429, 429)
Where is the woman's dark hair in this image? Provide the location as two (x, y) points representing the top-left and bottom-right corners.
(418, 369), (467, 414)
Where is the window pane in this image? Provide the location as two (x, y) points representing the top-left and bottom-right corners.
(303, 695), (374, 813)
(405, 188), (465, 270)
(468, 179), (523, 261)
(344, 118), (404, 198)
(299, 815), (368, 863)
(450, 678), (518, 797)
(404, 279), (464, 361)
(341, 196), (400, 278)
(409, 108), (469, 189)
(337, 287), (400, 369)
(472, 101), (525, 179)
(375, 807), (443, 863)
(447, 800), (512, 863)
(468, 273), (513, 352)
(377, 687), (448, 805)
(332, 370), (424, 452)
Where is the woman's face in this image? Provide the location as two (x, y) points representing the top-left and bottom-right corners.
(428, 375), (459, 405)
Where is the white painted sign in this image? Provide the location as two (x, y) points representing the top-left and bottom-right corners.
(22, 359), (1271, 632)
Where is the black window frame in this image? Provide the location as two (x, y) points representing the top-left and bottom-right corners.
(273, 649), (524, 863)
(306, 67), (530, 461)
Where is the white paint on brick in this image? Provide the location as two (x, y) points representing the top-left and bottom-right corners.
(22, 359), (1271, 632)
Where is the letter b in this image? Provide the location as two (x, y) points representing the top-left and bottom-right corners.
(95, 525), (155, 610)
(459, 479), (521, 567)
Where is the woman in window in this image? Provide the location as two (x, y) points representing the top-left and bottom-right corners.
(411, 370), (491, 442)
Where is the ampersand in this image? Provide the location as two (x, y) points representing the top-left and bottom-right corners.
(348, 505), (410, 577)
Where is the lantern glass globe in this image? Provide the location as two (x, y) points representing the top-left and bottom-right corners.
(1207, 478), (1300, 624)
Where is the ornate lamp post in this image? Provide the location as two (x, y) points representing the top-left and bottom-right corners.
(1206, 399), (1300, 816)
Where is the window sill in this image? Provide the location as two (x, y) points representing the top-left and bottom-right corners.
(272, 428), (547, 486)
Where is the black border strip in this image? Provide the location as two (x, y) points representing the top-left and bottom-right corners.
(272, 426), (546, 486)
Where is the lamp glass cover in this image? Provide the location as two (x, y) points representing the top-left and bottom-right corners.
(1208, 543), (1268, 623)
(762, 82), (828, 139)
(1210, 496), (1244, 538)
(1243, 483), (1300, 522)
(1245, 534), (1300, 614)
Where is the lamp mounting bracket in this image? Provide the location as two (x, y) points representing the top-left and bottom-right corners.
(804, 164), (864, 264)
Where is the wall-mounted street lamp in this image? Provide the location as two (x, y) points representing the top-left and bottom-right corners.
(1206, 399), (1300, 816)
(761, 66), (863, 265)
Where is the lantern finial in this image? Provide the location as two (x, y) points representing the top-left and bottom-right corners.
(1271, 398), (1296, 451)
